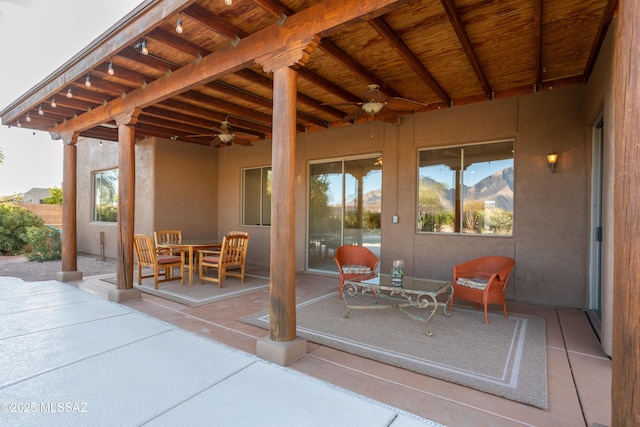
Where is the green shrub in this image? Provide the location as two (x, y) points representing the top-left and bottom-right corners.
(23, 226), (62, 261)
(0, 204), (44, 255)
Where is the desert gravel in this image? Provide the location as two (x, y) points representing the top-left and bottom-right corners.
(0, 255), (117, 282)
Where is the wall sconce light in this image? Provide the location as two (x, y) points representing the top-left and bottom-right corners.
(547, 152), (558, 172)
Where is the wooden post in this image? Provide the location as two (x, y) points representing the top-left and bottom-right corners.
(612, 0), (640, 424)
(115, 110), (140, 290)
(268, 65), (298, 342)
(253, 37), (319, 365)
(60, 133), (78, 273)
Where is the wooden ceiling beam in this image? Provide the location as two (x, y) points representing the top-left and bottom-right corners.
(156, 99), (273, 135)
(251, 0), (294, 20)
(147, 27), (209, 58)
(583, 0), (619, 80)
(184, 3), (248, 39)
(369, 16), (451, 105)
(205, 80), (327, 128)
(235, 69), (345, 119)
(318, 38), (401, 98)
(440, 0), (492, 99)
(294, 66), (362, 103)
(49, 0), (413, 136)
(533, 0), (543, 91)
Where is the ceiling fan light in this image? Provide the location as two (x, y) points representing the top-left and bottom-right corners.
(362, 101), (384, 115)
(218, 133), (234, 144)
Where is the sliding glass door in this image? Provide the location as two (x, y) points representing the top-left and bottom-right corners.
(308, 155), (382, 272)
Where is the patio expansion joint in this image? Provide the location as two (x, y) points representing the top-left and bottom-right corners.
(0, 310), (132, 341)
(140, 361), (260, 425)
(304, 351), (537, 427)
(0, 324), (175, 390)
(135, 295), (264, 341)
(556, 308), (589, 427)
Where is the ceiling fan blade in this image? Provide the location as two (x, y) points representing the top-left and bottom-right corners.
(342, 109), (364, 123)
(386, 97), (428, 111)
(322, 101), (363, 107)
(186, 133), (219, 138)
(362, 89), (388, 103)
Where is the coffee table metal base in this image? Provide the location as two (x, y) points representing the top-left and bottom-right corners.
(342, 279), (453, 336)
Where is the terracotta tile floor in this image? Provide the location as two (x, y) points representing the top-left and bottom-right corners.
(111, 271), (611, 427)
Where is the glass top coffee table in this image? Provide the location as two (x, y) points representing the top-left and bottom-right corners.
(343, 273), (453, 336)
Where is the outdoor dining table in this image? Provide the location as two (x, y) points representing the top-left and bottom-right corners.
(158, 239), (221, 285)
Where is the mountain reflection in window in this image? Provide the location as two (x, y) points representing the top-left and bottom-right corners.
(93, 169), (118, 222)
(418, 140), (514, 235)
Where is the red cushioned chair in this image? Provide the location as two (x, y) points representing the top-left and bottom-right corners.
(449, 256), (515, 324)
(333, 245), (379, 299)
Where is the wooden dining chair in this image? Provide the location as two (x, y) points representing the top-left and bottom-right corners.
(198, 234), (249, 287)
(133, 234), (185, 290)
(154, 230), (182, 253)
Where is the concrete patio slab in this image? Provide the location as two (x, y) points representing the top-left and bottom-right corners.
(0, 278), (440, 427)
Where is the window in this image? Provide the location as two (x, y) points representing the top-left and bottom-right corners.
(308, 155), (382, 271)
(417, 140), (514, 235)
(242, 166), (271, 226)
(93, 169), (118, 222)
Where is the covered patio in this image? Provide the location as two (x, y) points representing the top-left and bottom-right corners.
(0, 0), (637, 424)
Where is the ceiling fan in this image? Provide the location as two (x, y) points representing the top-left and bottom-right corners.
(327, 84), (429, 124)
(186, 120), (255, 148)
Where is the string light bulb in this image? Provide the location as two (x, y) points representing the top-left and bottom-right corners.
(26, 112), (31, 122)
(38, 104), (44, 115)
(176, 13), (183, 33)
(225, 0), (232, 5)
(51, 97), (57, 108)
(141, 39), (148, 55)
(85, 75), (91, 87)
(16, 120), (21, 128)
(67, 87), (73, 98)
(107, 59), (115, 75)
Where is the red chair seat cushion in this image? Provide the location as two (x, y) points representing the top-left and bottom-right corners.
(157, 255), (181, 264)
(341, 264), (372, 274)
(202, 256), (220, 263)
(456, 277), (489, 290)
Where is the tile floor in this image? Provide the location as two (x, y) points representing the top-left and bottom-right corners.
(80, 269), (611, 427)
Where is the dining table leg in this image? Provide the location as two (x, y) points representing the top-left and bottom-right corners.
(188, 246), (194, 285)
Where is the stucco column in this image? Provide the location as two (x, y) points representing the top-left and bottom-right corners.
(55, 132), (82, 282)
(255, 36), (319, 365)
(108, 109), (141, 303)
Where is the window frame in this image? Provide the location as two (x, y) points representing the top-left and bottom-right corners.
(416, 139), (514, 236)
(241, 165), (272, 227)
(92, 168), (119, 223)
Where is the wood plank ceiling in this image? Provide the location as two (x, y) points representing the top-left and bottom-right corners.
(0, 0), (617, 147)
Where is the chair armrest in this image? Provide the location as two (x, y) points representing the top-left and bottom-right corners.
(199, 249), (221, 256)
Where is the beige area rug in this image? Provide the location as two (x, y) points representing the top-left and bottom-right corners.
(102, 272), (270, 307)
(241, 292), (548, 409)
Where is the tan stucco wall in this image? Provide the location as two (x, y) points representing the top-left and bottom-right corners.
(210, 85), (589, 309)
(76, 136), (218, 259)
(75, 85), (592, 311)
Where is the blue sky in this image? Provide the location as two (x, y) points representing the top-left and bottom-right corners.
(0, 0), (141, 196)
